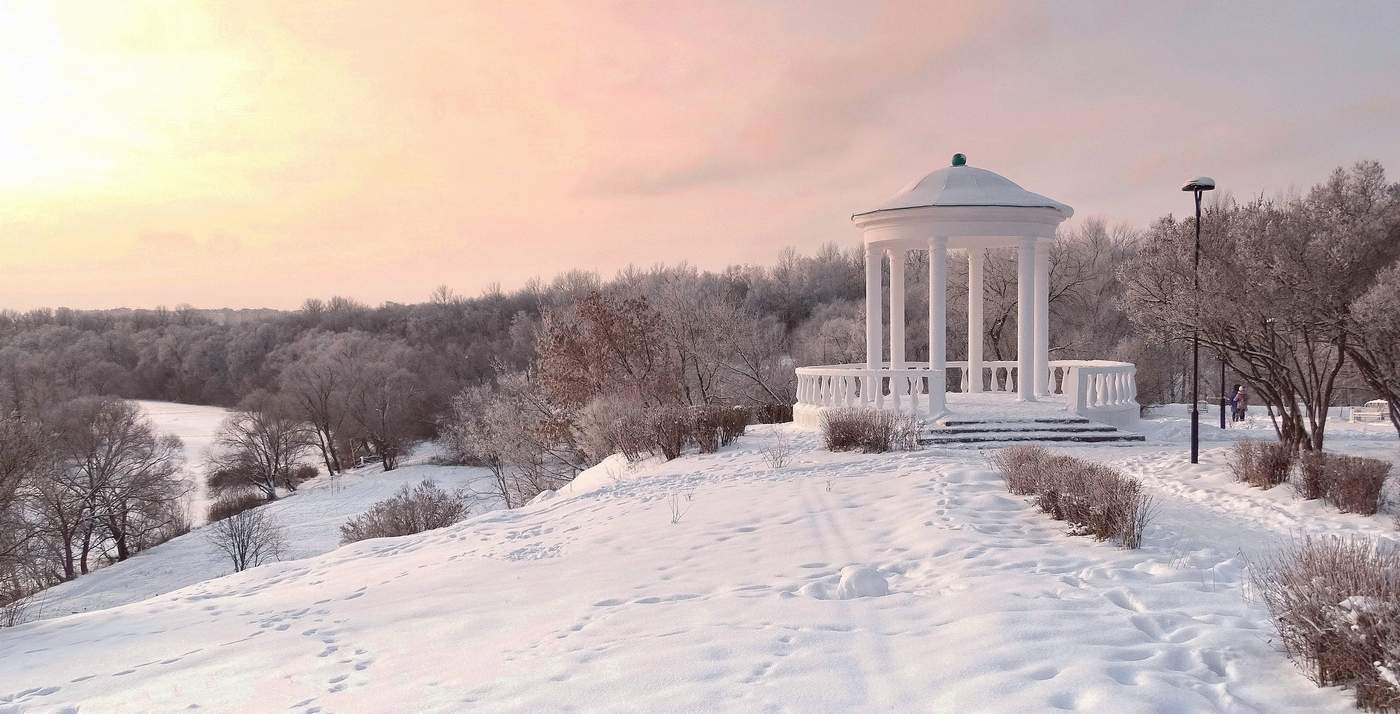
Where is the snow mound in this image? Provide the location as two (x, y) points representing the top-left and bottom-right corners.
(798, 565), (890, 600)
(835, 565), (890, 599)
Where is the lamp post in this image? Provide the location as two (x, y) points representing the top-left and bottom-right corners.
(1181, 176), (1215, 464)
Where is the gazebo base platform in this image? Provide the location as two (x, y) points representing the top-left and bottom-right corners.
(793, 391), (1144, 446)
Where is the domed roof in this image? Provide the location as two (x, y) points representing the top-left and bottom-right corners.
(854, 155), (1073, 220)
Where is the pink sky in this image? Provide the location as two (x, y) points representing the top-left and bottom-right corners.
(2, 0), (1398, 309)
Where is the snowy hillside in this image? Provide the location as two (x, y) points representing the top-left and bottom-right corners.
(2, 420), (1397, 712)
(28, 403), (497, 622)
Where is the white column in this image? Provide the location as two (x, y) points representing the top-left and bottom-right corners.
(929, 236), (948, 419)
(967, 248), (985, 393)
(889, 248), (905, 370)
(864, 244), (882, 405)
(1017, 237), (1036, 401)
(1034, 240), (1051, 396)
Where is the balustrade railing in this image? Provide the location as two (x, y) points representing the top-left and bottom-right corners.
(793, 359), (1138, 428)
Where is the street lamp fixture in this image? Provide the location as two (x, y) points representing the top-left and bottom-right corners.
(1182, 176), (1216, 464)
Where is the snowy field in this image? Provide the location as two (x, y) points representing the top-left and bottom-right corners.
(24, 403), (498, 623)
(1, 415), (1397, 712)
(135, 400), (229, 525)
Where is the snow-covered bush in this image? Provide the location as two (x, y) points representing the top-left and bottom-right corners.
(207, 491), (265, 523)
(820, 408), (919, 453)
(1229, 439), (1295, 489)
(206, 508), (287, 573)
(1321, 455), (1392, 516)
(1249, 536), (1400, 711)
(993, 446), (1154, 549)
(339, 480), (471, 544)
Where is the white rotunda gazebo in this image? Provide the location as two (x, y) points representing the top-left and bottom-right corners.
(793, 154), (1140, 432)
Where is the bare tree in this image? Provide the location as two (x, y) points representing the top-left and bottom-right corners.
(0, 414), (43, 562)
(278, 335), (352, 475)
(1347, 262), (1400, 435)
(1123, 162), (1400, 450)
(205, 508), (287, 573)
(211, 390), (312, 500)
(45, 397), (187, 565)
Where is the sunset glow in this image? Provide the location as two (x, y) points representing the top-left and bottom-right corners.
(2, 0), (1398, 309)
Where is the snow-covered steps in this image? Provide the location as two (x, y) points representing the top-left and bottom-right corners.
(920, 417), (1145, 447)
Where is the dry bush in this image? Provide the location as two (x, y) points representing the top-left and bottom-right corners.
(1295, 451), (1329, 500)
(691, 405), (725, 454)
(648, 407), (692, 461)
(990, 445), (1055, 496)
(1249, 536), (1400, 711)
(762, 430), (791, 470)
(718, 407), (750, 446)
(207, 491), (266, 523)
(691, 406), (752, 453)
(749, 403), (793, 424)
(0, 587), (41, 629)
(292, 464), (319, 484)
(140, 505), (192, 551)
(577, 395), (652, 464)
(993, 447), (1154, 549)
(1230, 439), (1295, 489)
(205, 508), (287, 573)
(1322, 456), (1392, 516)
(340, 480), (471, 544)
(821, 409), (920, 453)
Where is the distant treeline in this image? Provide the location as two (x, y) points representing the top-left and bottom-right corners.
(1, 221), (1183, 426)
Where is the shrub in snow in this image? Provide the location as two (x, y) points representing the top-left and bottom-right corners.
(339, 480), (471, 544)
(991, 446), (1055, 496)
(762, 431), (791, 470)
(692, 405), (750, 453)
(292, 464), (319, 484)
(207, 491), (266, 523)
(821, 409), (920, 453)
(992, 446), (1154, 549)
(1321, 455), (1392, 516)
(1229, 439), (1295, 489)
(749, 403), (794, 424)
(1249, 536), (1400, 711)
(577, 395), (649, 464)
(1295, 450), (1329, 501)
(205, 508), (287, 573)
(648, 407), (692, 461)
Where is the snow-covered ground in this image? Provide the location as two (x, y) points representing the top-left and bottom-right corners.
(25, 441), (497, 623)
(135, 400), (230, 525)
(2, 416), (1397, 712)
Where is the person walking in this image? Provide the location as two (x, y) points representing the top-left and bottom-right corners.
(1232, 384), (1249, 422)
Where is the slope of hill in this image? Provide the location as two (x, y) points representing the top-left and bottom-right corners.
(2, 422), (1397, 712)
(27, 439), (497, 623)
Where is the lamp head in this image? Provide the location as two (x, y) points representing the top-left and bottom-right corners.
(1181, 176), (1216, 192)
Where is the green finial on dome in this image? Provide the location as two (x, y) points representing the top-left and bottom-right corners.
(951, 153), (967, 167)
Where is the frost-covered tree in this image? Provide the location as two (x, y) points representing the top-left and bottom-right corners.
(1348, 262), (1400, 434)
(1124, 162), (1400, 450)
(210, 390), (312, 499)
(45, 397), (187, 566)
